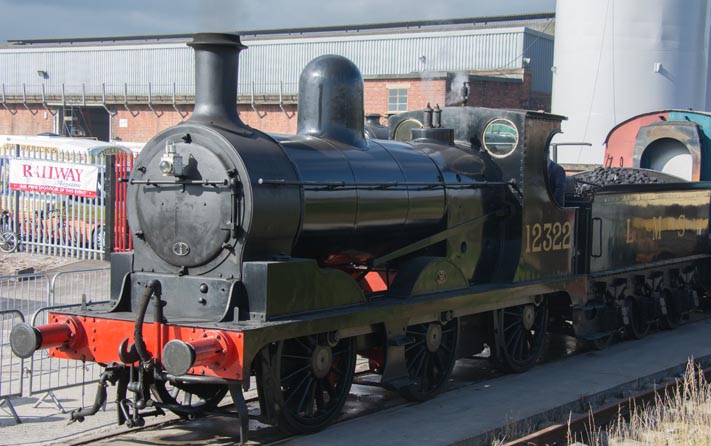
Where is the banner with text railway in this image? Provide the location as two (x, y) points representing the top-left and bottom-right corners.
(8, 159), (99, 197)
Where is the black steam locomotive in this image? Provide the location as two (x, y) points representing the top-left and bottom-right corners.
(10, 34), (711, 442)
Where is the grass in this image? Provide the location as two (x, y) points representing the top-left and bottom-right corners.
(604, 359), (711, 446)
(490, 358), (711, 446)
(573, 359), (711, 446)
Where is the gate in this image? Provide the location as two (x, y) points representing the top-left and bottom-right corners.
(0, 138), (134, 259)
(0, 268), (109, 422)
(113, 151), (133, 252)
(0, 310), (25, 423)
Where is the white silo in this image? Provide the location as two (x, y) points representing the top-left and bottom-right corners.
(551, 0), (710, 164)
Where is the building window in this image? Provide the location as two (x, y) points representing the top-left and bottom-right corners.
(388, 88), (408, 113)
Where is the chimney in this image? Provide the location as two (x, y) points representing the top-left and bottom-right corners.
(187, 33), (246, 127)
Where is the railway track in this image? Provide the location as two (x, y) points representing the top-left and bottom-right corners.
(55, 313), (709, 446)
(501, 365), (711, 446)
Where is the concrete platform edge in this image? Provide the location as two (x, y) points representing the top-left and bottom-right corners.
(454, 354), (711, 446)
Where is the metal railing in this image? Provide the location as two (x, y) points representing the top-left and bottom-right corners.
(1, 81), (300, 100)
(28, 303), (103, 403)
(0, 310), (25, 423)
(0, 272), (51, 315)
(0, 145), (107, 260)
(28, 268), (109, 398)
(0, 267), (110, 423)
(50, 268), (110, 306)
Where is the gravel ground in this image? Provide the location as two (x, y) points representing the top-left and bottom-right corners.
(0, 251), (81, 276)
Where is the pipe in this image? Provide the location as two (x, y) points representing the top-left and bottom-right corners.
(278, 81), (292, 118)
(123, 83), (136, 116)
(147, 82), (162, 117)
(40, 84), (57, 116)
(1, 84), (17, 115)
(22, 84), (38, 116)
(134, 280), (161, 366)
(100, 83), (116, 117)
(69, 374), (109, 422)
(250, 82), (262, 119)
(171, 83), (187, 118)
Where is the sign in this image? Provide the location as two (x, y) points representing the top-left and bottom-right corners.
(9, 159), (99, 198)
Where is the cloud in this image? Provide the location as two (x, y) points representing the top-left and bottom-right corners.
(0, 0), (554, 42)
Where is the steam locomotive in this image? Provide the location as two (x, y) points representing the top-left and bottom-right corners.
(10, 33), (711, 442)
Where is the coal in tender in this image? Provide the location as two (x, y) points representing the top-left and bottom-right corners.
(572, 167), (658, 199)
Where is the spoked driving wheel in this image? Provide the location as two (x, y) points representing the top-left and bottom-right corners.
(150, 380), (228, 419)
(400, 318), (459, 402)
(494, 301), (548, 372)
(262, 334), (356, 434)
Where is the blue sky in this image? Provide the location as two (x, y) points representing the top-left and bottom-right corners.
(0, 0), (555, 43)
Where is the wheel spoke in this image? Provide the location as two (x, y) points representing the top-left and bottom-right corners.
(285, 372), (312, 404)
(513, 330), (524, 360)
(440, 342), (452, 354)
(505, 326), (522, 350)
(294, 337), (315, 354)
(296, 377), (315, 414)
(408, 347), (427, 377)
(405, 339), (426, 352)
(282, 363), (312, 383)
(304, 379), (317, 416)
(282, 353), (313, 360)
(419, 354), (431, 390)
(503, 317), (520, 331)
(432, 349), (444, 373)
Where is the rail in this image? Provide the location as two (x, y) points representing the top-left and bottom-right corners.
(501, 364), (711, 446)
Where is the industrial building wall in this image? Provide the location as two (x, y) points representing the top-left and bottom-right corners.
(0, 107), (54, 135)
(110, 106), (191, 142)
(0, 26), (552, 99)
(0, 73), (545, 141)
(0, 24), (553, 141)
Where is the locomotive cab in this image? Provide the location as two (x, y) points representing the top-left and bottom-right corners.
(389, 107), (577, 282)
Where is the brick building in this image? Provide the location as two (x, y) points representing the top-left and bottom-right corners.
(0, 15), (554, 144)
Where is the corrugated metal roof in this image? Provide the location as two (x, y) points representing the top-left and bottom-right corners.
(0, 26), (553, 100)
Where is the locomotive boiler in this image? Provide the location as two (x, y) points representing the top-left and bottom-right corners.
(9, 33), (711, 443)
